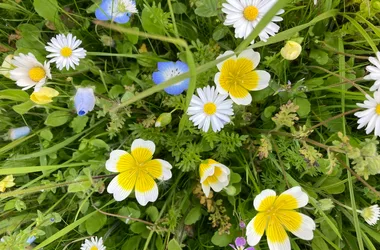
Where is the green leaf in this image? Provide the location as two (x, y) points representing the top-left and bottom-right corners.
(0, 89), (29, 102)
(130, 222), (147, 234)
(33, 0), (64, 31)
(45, 111), (71, 127)
(194, 0), (218, 17)
(127, 27), (139, 44)
(12, 100), (35, 115)
(122, 236), (141, 250)
(309, 49), (329, 65)
(70, 116), (89, 133)
(89, 139), (110, 151)
(141, 6), (169, 35)
(320, 177), (345, 194)
(294, 97), (311, 117)
(312, 237), (329, 250)
(109, 85), (125, 99)
(172, 3), (187, 14)
(40, 129), (53, 141)
(213, 26), (229, 41)
(68, 176), (92, 193)
(85, 212), (107, 235)
(184, 206), (201, 225)
(211, 231), (233, 247)
(118, 204), (141, 224)
(167, 239), (182, 250)
(145, 206), (159, 221)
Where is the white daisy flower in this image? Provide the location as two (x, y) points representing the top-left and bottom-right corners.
(80, 236), (106, 250)
(364, 52), (380, 91)
(360, 205), (380, 226)
(354, 90), (380, 136)
(187, 85), (234, 133)
(222, 0), (284, 43)
(45, 33), (87, 71)
(10, 53), (51, 90)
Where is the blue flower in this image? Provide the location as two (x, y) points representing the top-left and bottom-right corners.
(74, 87), (96, 116)
(152, 61), (190, 95)
(8, 126), (30, 140)
(26, 236), (36, 245)
(95, 0), (138, 24)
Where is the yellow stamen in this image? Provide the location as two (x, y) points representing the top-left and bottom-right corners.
(60, 47), (73, 57)
(28, 67), (46, 82)
(376, 104), (380, 115)
(204, 102), (217, 115)
(90, 246), (98, 250)
(243, 6), (259, 21)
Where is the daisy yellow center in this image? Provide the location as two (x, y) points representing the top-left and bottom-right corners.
(219, 58), (259, 98)
(204, 102), (217, 115)
(28, 67), (46, 82)
(243, 6), (259, 21)
(60, 47), (72, 57)
(376, 104), (380, 115)
(90, 247), (98, 250)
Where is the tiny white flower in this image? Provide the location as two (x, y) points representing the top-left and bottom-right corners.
(361, 205), (380, 226)
(222, 0), (284, 43)
(364, 52), (380, 91)
(187, 85), (234, 133)
(45, 33), (87, 71)
(354, 90), (380, 136)
(80, 236), (106, 250)
(10, 53), (51, 90)
(314, 0), (318, 5)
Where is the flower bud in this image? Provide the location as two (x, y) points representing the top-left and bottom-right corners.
(30, 87), (59, 104)
(74, 87), (96, 116)
(155, 112), (172, 127)
(224, 185), (236, 196)
(8, 126), (31, 140)
(318, 198), (334, 211)
(281, 41), (302, 60)
(0, 55), (15, 79)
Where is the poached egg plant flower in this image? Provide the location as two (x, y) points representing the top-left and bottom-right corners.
(354, 90), (380, 136)
(280, 41), (302, 61)
(45, 33), (87, 71)
(199, 159), (230, 197)
(214, 49), (270, 105)
(187, 85), (234, 133)
(95, 0), (138, 24)
(10, 53), (51, 90)
(30, 87), (59, 104)
(106, 139), (172, 206)
(363, 51), (380, 91)
(222, 0), (284, 43)
(80, 237), (106, 250)
(246, 186), (316, 250)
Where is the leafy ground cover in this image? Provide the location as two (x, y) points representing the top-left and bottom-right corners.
(1, 0), (380, 249)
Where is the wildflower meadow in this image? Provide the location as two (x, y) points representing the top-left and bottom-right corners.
(2, 0), (380, 249)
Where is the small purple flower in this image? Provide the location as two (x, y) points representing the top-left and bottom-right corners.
(95, 0), (138, 24)
(74, 87), (96, 116)
(230, 237), (254, 250)
(8, 126), (30, 140)
(239, 221), (246, 229)
(152, 61), (190, 95)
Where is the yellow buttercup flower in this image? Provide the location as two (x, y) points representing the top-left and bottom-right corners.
(199, 159), (230, 197)
(214, 49), (270, 105)
(106, 139), (172, 206)
(0, 175), (16, 192)
(280, 41), (302, 61)
(246, 187), (315, 250)
(30, 87), (59, 104)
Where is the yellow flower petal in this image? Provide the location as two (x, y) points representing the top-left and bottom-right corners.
(135, 173), (158, 206)
(266, 216), (290, 249)
(281, 41), (302, 61)
(246, 213), (266, 246)
(277, 211), (315, 240)
(254, 189), (277, 212)
(131, 139), (155, 163)
(0, 175), (15, 192)
(30, 87), (59, 104)
(274, 186), (308, 209)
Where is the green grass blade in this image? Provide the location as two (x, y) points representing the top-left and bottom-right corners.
(0, 162), (91, 175)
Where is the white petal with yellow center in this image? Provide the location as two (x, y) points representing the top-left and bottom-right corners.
(131, 139), (155, 163)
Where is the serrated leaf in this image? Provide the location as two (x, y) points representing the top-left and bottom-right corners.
(45, 111), (71, 127)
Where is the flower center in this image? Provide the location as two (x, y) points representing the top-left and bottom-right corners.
(204, 102), (217, 115)
(117, 2), (127, 12)
(90, 246), (98, 250)
(243, 6), (259, 21)
(28, 67), (46, 82)
(60, 47), (73, 57)
(376, 104), (380, 115)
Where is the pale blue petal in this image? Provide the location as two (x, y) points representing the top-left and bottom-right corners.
(164, 79), (189, 95)
(175, 61), (189, 73)
(152, 72), (166, 84)
(95, 0), (113, 21)
(74, 87), (96, 116)
(114, 13), (131, 24)
(8, 126), (30, 140)
(157, 61), (175, 72)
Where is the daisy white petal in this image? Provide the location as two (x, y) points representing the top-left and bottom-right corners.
(80, 236), (106, 250)
(187, 86), (234, 132)
(45, 33), (86, 71)
(361, 205), (380, 225)
(355, 90), (380, 136)
(364, 52), (380, 91)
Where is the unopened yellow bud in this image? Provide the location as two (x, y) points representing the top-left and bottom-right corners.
(281, 41), (302, 61)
